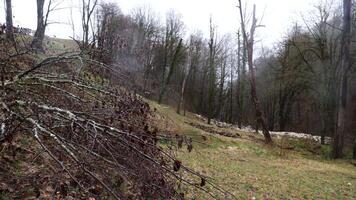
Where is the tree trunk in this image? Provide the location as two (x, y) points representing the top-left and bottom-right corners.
(207, 17), (216, 125)
(158, 39), (183, 104)
(238, 2), (273, 144)
(5, 0), (15, 43)
(214, 61), (226, 118)
(248, 51), (272, 143)
(236, 30), (245, 129)
(81, 0), (98, 48)
(31, 0), (46, 52)
(198, 60), (208, 114)
(229, 61), (234, 123)
(353, 142), (356, 160)
(332, 0), (351, 159)
(177, 74), (188, 114)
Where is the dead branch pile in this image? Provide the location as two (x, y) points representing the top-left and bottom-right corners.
(0, 39), (236, 199)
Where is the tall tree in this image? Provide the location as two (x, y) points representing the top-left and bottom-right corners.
(131, 6), (160, 92)
(158, 11), (185, 104)
(31, 0), (52, 52)
(177, 39), (192, 114)
(207, 17), (218, 124)
(215, 50), (228, 119)
(81, 0), (99, 47)
(158, 38), (183, 104)
(5, 0), (15, 43)
(229, 56), (234, 123)
(236, 30), (246, 128)
(238, 1), (273, 144)
(332, 0), (352, 159)
(299, 1), (340, 144)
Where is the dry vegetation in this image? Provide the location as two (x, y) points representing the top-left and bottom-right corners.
(0, 37), (232, 199)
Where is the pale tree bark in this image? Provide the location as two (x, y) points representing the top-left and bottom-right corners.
(229, 58), (234, 123)
(5, 0), (15, 43)
(207, 17), (217, 124)
(238, 1), (273, 144)
(177, 40), (193, 114)
(332, 0), (352, 159)
(236, 30), (244, 128)
(177, 64), (189, 114)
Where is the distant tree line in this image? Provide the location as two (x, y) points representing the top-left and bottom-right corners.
(87, 0), (355, 158)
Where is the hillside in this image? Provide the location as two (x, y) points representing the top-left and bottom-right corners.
(148, 100), (356, 199)
(2, 0), (356, 198)
(0, 37), (188, 199)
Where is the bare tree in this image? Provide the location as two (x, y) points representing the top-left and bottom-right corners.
(207, 16), (218, 124)
(81, 0), (99, 47)
(177, 40), (191, 114)
(158, 38), (183, 104)
(158, 11), (185, 104)
(299, 0), (341, 144)
(177, 35), (201, 114)
(229, 54), (234, 123)
(236, 30), (245, 128)
(31, 0), (54, 52)
(237, 0), (273, 144)
(5, 0), (15, 43)
(131, 6), (160, 92)
(332, 0), (352, 158)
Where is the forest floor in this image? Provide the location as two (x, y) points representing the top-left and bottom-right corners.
(148, 100), (356, 200)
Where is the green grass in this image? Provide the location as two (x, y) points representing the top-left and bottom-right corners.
(148, 100), (356, 200)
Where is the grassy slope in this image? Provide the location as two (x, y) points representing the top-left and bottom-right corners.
(15, 36), (354, 199)
(147, 100), (356, 200)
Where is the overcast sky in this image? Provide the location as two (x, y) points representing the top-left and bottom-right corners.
(0, 0), (325, 47)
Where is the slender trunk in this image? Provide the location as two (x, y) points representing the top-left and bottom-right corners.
(158, 29), (169, 104)
(333, 76), (348, 157)
(236, 31), (245, 129)
(279, 109), (287, 131)
(177, 74), (188, 114)
(332, 0), (351, 159)
(178, 49), (193, 114)
(198, 62), (208, 114)
(215, 61), (226, 118)
(229, 62), (233, 123)
(207, 17), (216, 125)
(5, 0), (15, 43)
(32, 0), (46, 52)
(82, 0), (98, 48)
(353, 142), (356, 160)
(321, 114), (326, 145)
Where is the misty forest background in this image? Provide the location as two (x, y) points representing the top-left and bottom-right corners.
(0, 0), (356, 199)
(74, 1), (356, 156)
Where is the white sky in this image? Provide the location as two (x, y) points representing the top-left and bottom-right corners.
(0, 0), (323, 47)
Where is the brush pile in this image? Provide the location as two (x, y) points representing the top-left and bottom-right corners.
(0, 39), (198, 199)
